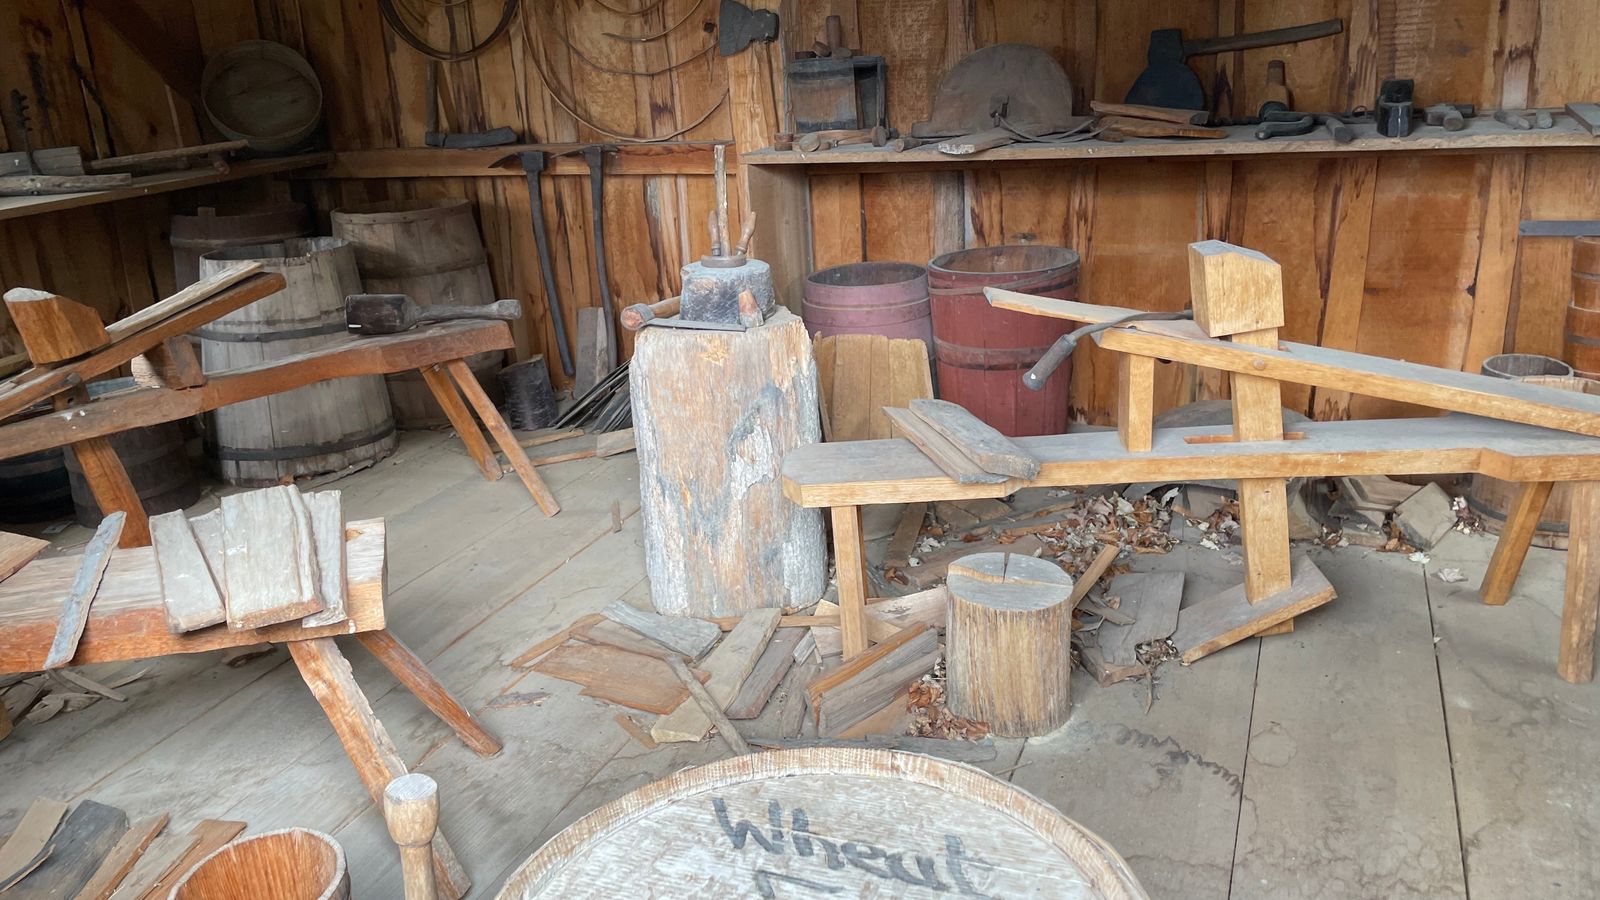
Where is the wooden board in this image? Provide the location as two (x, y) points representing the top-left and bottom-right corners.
(531, 642), (703, 716)
(1173, 555), (1337, 664)
(102, 262), (262, 342)
(651, 608), (781, 743)
(75, 813), (168, 900)
(43, 511), (124, 669)
(808, 625), (940, 736)
(602, 600), (720, 661)
(7, 799), (127, 899)
(126, 820), (245, 900)
(0, 520), (386, 671)
(906, 398), (1040, 479)
(725, 627), (799, 720)
(0, 532), (48, 583)
(882, 406), (1010, 485)
(0, 799), (69, 887)
(816, 334), (934, 443)
(301, 491), (348, 628)
(1088, 572), (1184, 685)
(219, 486), (321, 630)
(148, 511), (225, 633)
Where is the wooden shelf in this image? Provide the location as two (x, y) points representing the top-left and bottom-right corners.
(304, 143), (732, 180)
(743, 117), (1599, 171)
(0, 153), (334, 223)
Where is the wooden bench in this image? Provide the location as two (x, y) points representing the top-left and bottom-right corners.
(782, 413), (1600, 683)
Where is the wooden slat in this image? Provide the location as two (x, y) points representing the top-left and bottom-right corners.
(103, 262), (262, 342)
(650, 608), (780, 743)
(0, 532), (48, 583)
(43, 511), (124, 669)
(1173, 555), (1337, 664)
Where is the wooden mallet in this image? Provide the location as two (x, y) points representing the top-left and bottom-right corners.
(383, 773), (439, 900)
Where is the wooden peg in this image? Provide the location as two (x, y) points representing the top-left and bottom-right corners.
(384, 773), (440, 900)
(1186, 241), (1285, 338)
(3, 288), (109, 364)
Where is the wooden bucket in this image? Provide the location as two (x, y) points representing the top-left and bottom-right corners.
(64, 378), (199, 526)
(1466, 374), (1600, 549)
(201, 40), (323, 153)
(197, 238), (396, 486)
(498, 749), (1148, 899)
(170, 203), (310, 289)
(329, 198), (504, 428)
(169, 828), (348, 899)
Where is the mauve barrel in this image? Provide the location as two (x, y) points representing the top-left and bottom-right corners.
(928, 245), (1080, 437)
(802, 262), (933, 357)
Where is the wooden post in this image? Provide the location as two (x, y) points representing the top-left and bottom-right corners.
(1480, 480), (1554, 605)
(1560, 481), (1600, 683)
(1116, 352), (1155, 452)
(945, 552), (1075, 736)
(1189, 242), (1293, 610)
(832, 505), (870, 659)
(356, 629), (503, 757)
(287, 638), (471, 900)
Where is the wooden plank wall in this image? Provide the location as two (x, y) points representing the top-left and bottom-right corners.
(2, 0), (1598, 426)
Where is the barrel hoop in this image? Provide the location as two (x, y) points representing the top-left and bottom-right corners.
(801, 297), (930, 326)
(934, 338), (1054, 371)
(170, 229), (307, 249)
(928, 270), (1076, 297)
(1564, 330), (1600, 349)
(354, 257), (487, 280)
(194, 321), (348, 343)
(207, 421), (396, 461)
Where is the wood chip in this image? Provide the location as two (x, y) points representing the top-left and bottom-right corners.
(44, 512), (124, 669)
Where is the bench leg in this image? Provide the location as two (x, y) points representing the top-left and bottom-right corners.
(288, 637), (471, 899)
(1480, 480), (1554, 606)
(71, 437), (151, 548)
(420, 363), (502, 482)
(357, 629), (502, 757)
(832, 505), (870, 659)
(1560, 481), (1600, 683)
(444, 358), (561, 517)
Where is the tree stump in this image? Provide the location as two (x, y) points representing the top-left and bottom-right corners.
(946, 551), (1075, 737)
(630, 309), (826, 617)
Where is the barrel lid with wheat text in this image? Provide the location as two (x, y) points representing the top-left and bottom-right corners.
(497, 748), (1148, 899)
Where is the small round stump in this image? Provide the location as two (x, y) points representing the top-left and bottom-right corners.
(946, 551), (1075, 737)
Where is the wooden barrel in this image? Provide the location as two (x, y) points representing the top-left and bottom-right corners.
(63, 377), (199, 526)
(803, 261), (933, 360)
(0, 447), (72, 524)
(1467, 374), (1600, 549)
(330, 198), (504, 428)
(928, 245), (1080, 437)
(201, 40), (323, 153)
(1480, 352), (1572, 380)
(197, 238), (396, 486)
(631, 310), (825, 616)
(171, 828), (348, 900)
(497, 748), (1148, 899)
(170, 202), (310, 289)
(1565, 304), (1600, 378)
(1574, 236), (1600, 312)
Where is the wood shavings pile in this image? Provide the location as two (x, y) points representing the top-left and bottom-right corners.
(906, 672), (989, 742)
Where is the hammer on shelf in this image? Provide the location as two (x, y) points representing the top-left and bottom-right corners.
(346, 294), (522, 335)
(384, 773), (439, 900)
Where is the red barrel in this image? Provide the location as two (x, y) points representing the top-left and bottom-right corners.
(802, 262), (932, 357)
(928, 246), (1080, 436)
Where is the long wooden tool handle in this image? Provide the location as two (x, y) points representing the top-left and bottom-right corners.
(384, 773), (440, 900)
(415, 298), (524, 324)
(1089, 101), (1209, 125)
(621, 296), (681, 332)
(1182, 19), (1342, 57)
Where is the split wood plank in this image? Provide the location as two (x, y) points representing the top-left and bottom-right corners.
(613, 714), (657, 750)
(302, 490), (348, 627)
(883, 406), (1010, 485)
(595, 428), (636, 457)
(104, 261), (263, 342)
(148, 511), (225, 633)
(287, 637), (469, 899)
(220, 486), (322, 630)
(43, 511), (125, 669)
(531, 642), (705, 715)
(987, 290), (1600, 440)
(515, 427), (584, 448)
(726, 626), (800, 719)
(0, 532), (48, 583)
(508, 613), (605, 668)
(76, 813), (168, 900)
(1088, 572), (1184, 685)
(664, 655), (751, 755)
(444, 358), (561, 516)
(906, 398), (1040, 479)
(946, 498), (1014, 521)
(0, 799), (69, 887)
(1560, 480), (1600, 683)
(1479, 480), (1554, 606)
(572, 618), (690, 662)
(127, 819), (245, 900)
(651, 607), (781, 743)
(187, 509), (227, 604)
(6, 799), (127, 899)
(602, 600), (721, 661)
(2, 289), (108, 364)
(104, 829), (200, 900)
(882, 502), (928, 568)
(807, 624), (940, 736)
(1066, 544), (1119, 608)
(1172, 555), (1337, 664)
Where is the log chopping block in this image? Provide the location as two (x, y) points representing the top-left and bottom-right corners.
(629, 308), (826, 617)
(945, 551), (1075, 737)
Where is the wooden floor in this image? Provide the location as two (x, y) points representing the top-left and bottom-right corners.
(3, 430), (1597, 898)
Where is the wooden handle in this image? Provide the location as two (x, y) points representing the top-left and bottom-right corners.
(1089, 101), (1210, 125)
(384, 773), (440, 900)
(1182, 19), (1342, 57)
(621, 296), (681, 331)
(415, 298), (524, 324)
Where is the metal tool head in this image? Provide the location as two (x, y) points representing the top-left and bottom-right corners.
(717, 0), (779, 56)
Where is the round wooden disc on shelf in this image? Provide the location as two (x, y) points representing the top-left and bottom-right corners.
(497, 748), (1147, 899)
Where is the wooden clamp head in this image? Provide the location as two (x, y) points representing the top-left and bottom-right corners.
(1186, 241), (1285, 338)
(3, 288), (109, 365)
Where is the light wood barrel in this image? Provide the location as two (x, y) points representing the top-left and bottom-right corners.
(170, 202), (310, 289)
(1467, 374), (1600, 549)
(498, 748), (1148, 899)
(197, 238), (396, 486)
(330, 198), (504, 427)
(170, 828), (348, 899)
(630, 310), (825, 616)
